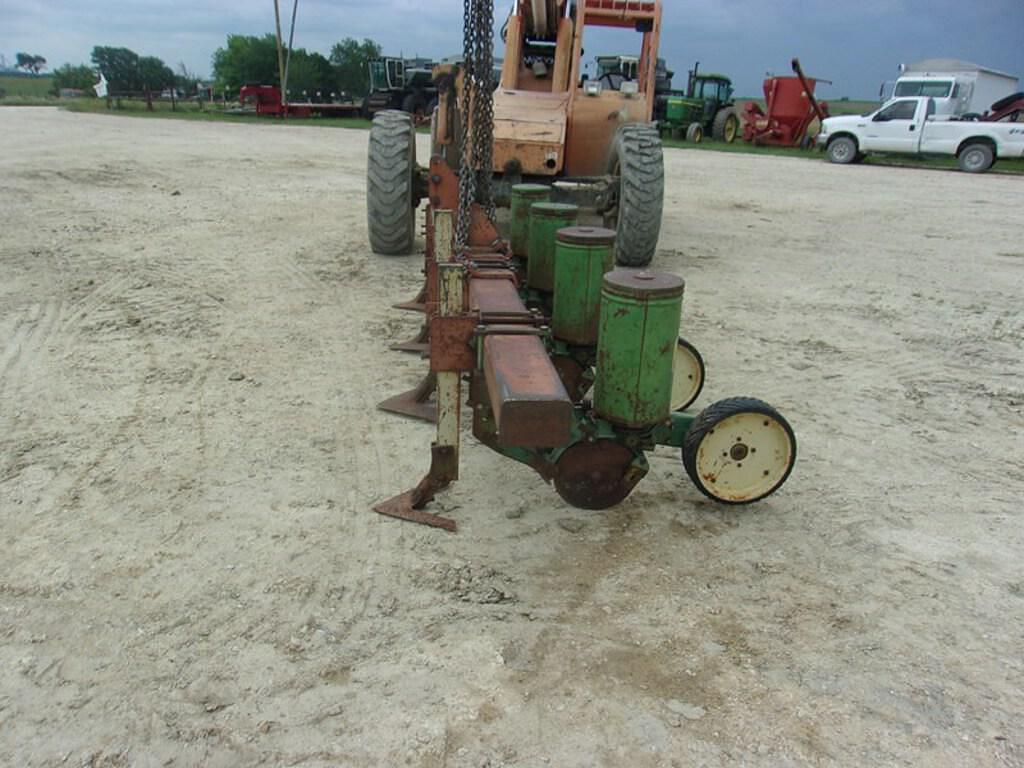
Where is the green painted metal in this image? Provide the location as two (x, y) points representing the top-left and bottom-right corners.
(651, 411), (697, 448)
(594, 270), (686, 428)
(527, 202), (578, 293)
(551, 227), (616, 345)
(510, 184), (551, 259)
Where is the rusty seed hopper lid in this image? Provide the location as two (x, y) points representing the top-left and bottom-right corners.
(512, 183), (551, 197)
(530, 201), (579, 218)
(603, 269), (685, 299)
(556, 226), (617, 246)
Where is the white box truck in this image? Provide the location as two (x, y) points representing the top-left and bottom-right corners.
(884, 59), (1019, 119)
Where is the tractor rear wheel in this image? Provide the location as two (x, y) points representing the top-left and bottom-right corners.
(367, 110), (417, 255)
(607, 123), (664, 268)
(712, 107), (740, 143)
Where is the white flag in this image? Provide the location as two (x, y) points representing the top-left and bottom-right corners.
(93, 73), (108, 98)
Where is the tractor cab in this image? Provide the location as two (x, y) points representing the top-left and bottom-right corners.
(689, 74), (734, 123)
(368, 58), (404, 92)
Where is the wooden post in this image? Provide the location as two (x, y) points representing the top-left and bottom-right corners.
(433, 210), (461, 473)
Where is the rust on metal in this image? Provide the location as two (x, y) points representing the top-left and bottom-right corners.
(429, 315), (479, 372)
(483, 334), (572, 447)
(553, 440), (646, 510)
(373, 445), (459, 532)
(551, 355), (591, 402)
(470, 278), (527, 315)
(392, 322), (430, 354)
(377, 372), (437, 423)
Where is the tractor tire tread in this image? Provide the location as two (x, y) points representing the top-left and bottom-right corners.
(367, 110), (417, 255)
(611, 123), (664, 267)
(712, 107), (739, 142)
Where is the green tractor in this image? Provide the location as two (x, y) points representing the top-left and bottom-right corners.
(657, 61), (740, 143)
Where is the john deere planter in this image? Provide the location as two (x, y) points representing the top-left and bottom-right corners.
(369, 0), (796, 531)
(374, 203), (797, 529)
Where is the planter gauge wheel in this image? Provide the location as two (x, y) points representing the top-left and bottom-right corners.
(682, 397), (796, 504)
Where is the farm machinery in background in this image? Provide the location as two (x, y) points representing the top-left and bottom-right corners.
(364, 0), (797, 530)
(238, 83), (362, 117)
(656, 62), (741, 143)
(368, 0), (667, 267)
(361, 56), (439, 119)
(742, 58), (830, 148)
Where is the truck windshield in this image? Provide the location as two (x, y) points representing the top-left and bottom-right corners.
(895, 80), (953, 98)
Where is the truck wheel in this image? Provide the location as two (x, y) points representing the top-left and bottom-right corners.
(826, 136), (858, 165)
(400, 93), (422, 117)
(367, 110), (417, 255)
(681, 397), (796, 505)
(712, 108), (739, 143)
(607, 123), (664, 267)
(957, 143), (994, 173)
(686, 123), (703, 143)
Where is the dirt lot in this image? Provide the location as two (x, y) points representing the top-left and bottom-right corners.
(1, 107), (1022, 767)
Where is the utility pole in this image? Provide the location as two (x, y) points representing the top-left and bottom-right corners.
(273, 0), (286, 101)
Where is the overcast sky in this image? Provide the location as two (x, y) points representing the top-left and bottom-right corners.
(3, 0), (1022, 98)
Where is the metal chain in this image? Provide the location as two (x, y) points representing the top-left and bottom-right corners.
(455, 0), (497, 251)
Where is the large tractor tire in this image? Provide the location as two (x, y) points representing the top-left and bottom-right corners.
(712, 107), (740, 143)
(367, 110), (417, 255)
(608, 123), (664, 268)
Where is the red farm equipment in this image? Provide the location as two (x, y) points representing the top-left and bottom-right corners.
(742, 58), (830, 148)
(238, 84), (361, 118)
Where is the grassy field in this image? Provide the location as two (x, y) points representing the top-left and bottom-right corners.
(0, 74), (55, 101)
(54, 96), (377, 129)
(4, 92), (1020, 174)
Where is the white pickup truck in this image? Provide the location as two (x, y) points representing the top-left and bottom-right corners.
(818, 96), (1024, 172)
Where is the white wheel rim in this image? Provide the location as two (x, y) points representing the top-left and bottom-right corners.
(695, 412), (793, 502)
(832, 142), (850, 161)
(671, 342), (703, 411)
(965, 150), (985, 170)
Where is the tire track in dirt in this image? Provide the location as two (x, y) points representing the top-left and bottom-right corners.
(0, 299), (64, 401)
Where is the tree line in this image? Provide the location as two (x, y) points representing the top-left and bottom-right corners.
(211, 35), (381, 99)
(18, 34), (383, 100)
(50, 46), (202, 96)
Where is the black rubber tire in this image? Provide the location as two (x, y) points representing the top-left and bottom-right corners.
(608, 123), (664, 267)
(400, 93), (420, 116)
(686, 123), (703, 143)
(957, 142), (994, 173)
(367, 110), (417, 255)
(681, 396), (797, 505)
(712, 107), (739, 143)
(826, 136), (858, 165)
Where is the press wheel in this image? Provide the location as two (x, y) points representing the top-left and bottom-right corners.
(681, 397), (796, 504)
(554, 440), (645, 510)
(671, 337), (705, 412)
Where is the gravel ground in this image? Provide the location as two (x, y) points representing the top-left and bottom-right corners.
(1, 107), (1023, 768)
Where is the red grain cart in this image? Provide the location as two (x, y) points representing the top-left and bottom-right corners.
(742, 59), (830, 147)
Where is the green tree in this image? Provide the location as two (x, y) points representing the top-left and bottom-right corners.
(284, 50), (335, 98)
(329, 38), (381, 97)
(91, 46), (140, 91)
(16, 52), (47, 74)
(211, 34), (280, 94)
(138, 55), (175, 91)
(51, 63), (97, 95)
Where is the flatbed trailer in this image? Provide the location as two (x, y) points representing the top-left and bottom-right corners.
(238, 85), (362, 118)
